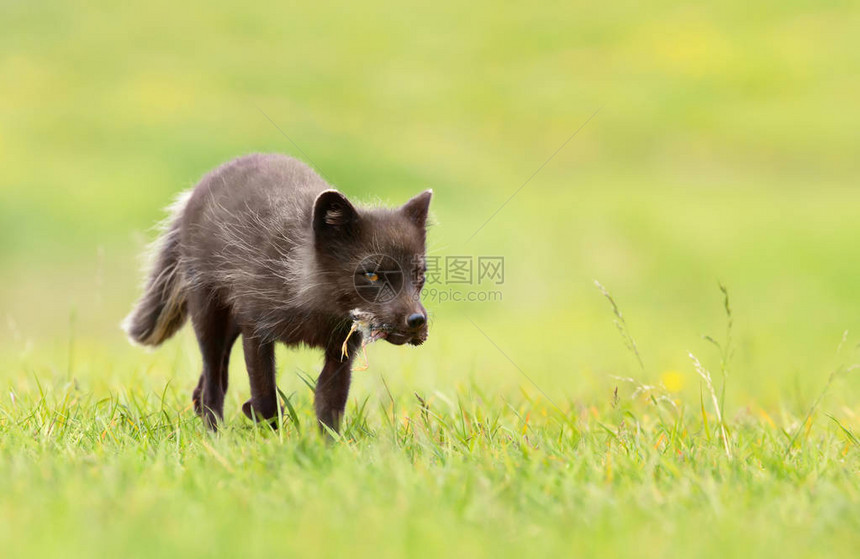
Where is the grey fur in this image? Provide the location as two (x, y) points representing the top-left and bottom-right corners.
(123, 153), (432, 430)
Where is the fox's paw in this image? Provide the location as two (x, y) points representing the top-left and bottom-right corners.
(242, 399), (279, 429)
(192, 387), (203, 416)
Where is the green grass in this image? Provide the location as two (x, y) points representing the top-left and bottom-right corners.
(1, 291), (858, 558)
(2, 366), (859, 559)
(2, 0), (860, 557)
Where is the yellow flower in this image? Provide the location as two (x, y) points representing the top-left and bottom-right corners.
(661, 370), (684, 392)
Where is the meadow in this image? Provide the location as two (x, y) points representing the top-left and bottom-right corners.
(1, 1), (859, 557)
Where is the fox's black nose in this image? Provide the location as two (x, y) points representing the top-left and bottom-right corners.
(406, 313), (426, 329)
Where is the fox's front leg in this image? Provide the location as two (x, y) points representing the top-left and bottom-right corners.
(241, 330), (279, 424)
(315, 335), (360, 433)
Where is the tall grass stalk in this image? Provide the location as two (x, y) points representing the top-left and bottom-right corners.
(703, 283), (733, 413)
(594, 280), (645, 373)
(689, 352), (732, 460)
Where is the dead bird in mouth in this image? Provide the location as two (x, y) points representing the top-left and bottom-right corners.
(342, 310), (390, 359)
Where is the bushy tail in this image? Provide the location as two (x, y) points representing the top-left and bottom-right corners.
(122, 193), (190, 346)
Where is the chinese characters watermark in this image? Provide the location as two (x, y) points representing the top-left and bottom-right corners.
(354, 254), (506, 304)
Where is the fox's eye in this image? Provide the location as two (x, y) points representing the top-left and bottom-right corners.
(364, 272), (379, 282)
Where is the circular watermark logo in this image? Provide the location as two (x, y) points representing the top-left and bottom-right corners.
(353, 254), (403, 303)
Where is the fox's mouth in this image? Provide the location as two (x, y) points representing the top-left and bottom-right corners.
(370, 324), (406, 345)
(348, 310), (427, 348)
(366, 327), (389, 342)
(365, 324), (426, 347)
(384, 329), (427, 346)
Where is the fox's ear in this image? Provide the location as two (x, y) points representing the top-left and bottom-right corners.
(313, 190), (359, 237)
(401, 189), (432, 227)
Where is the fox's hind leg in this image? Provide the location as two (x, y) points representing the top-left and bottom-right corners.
(194, 317), (239, 405)
(189, 288), (236, 430)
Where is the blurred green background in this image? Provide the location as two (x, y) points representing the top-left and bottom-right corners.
(2, 0), (859, 411)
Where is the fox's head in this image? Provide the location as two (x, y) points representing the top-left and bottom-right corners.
(312, 189), (432, 346)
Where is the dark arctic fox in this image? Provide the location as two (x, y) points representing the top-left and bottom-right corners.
(123, 153), (431, 432)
